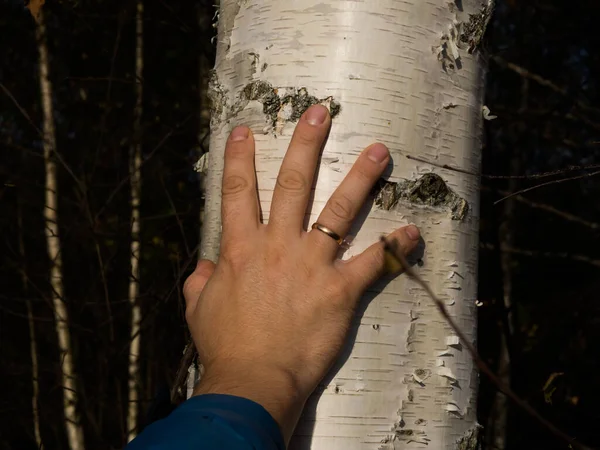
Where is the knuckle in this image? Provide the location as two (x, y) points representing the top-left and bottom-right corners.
(219, 240), (246, 264)
(368, 245), (386, 268)
(276, 168), (307, 194)
(367, 248), (386, 277)
(354, 163), (375, 183)
(326, 194), (354, 222)
(222, 174), (250, 197)
(293, 127), (319, 147)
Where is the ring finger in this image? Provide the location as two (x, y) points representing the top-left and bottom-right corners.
(309, 143), (390, 258)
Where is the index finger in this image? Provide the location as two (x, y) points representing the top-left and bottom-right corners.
(220, 126), (260, 243)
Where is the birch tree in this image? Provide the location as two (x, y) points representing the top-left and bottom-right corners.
(127, 0), (144, 441)
(199, 1), (492, 448)
(37, 9), (85, 450)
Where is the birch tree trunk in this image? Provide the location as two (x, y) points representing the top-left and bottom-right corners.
(201, 1), (491, 448)
(127, 0), (144, 442)
(37, 10), (85, 450)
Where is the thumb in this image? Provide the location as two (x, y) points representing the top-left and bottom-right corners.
(183, 259), (216, 313)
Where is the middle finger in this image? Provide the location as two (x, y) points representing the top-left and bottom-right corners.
(308, 143), (390, 259)
(268, 104), (331, 235)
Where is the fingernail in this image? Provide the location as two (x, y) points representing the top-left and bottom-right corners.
(367, 144), (389, 163)
(405, 224), (420, 241)
(305, 104), (328, 125)
(230, 126), (249, 141)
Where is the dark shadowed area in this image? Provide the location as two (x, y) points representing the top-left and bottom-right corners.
(0, 1), (599, 449)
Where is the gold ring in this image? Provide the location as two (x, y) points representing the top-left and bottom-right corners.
(311, 223), (343, 245)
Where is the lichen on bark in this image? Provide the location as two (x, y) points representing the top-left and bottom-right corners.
(241, 80), (282, 121)
(207, 70), (228, 126)
(460, 1), (494, 53)
(238, 80), (341, 128)
(456, 424), (482, 450)
(209, 75), (341, 130)
(374, 173), (469, 220)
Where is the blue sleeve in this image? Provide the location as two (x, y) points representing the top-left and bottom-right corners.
(126, 394), (285, 450)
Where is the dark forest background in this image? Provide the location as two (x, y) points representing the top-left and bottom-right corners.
(1, 0), (599, 449)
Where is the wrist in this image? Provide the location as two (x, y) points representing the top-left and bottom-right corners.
(192, 359), (308, 444)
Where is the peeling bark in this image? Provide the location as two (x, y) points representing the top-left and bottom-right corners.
(199, 1), (490, 448)
(210, 75), (341, 131)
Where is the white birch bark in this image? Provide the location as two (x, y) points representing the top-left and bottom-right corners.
(127, 0), (144, 442)
(201, 1), (491, 448)
(37, 10), (85, 450)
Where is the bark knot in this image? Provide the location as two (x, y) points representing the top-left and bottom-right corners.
(374, 173), (469, 221)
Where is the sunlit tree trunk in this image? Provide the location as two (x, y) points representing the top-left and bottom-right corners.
(201, 1), (491, 448)
(127, 0), (144, 442)
(37, 9), (85, 450)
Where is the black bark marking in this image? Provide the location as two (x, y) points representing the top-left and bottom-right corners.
(240, 80), (341, 127)
(374, 173), (469, 221)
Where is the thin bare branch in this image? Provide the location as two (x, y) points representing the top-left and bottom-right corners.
(64, 76), (138, 84)
(494, 170), (600, 205)
(127, 3), (144, 440)
(90, 13), (124, 183)
(93, 115), (191, 223)
(159, 174), (191, 257)
(492, 56), (600, 116)
(406, 154), (600, 181)
(481, 243), (600, 268)
(18, 202), (42, 449)
(484, 164), (600, 180)
(0, 83), (42, 135)
(482, 186), (599, 231)
(382, 236), (593, 450)
(0, 83), (82, 187)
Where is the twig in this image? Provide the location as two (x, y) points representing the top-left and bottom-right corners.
(492, 56), (600, 116)
(0, 83), (41, 135)
(483, 164), (600, 180)
(481, 242), (600, 268)
(0, 82), (82, 187)
(93, 115), (191, 223)
(494, 170), (600, 205)
(381, 236), (593, 450)
(406, 154), (600, 181)
(481, 186), (599, 231)
(89, 14), (124, 183)
(159, 173), (191, 257)
(64, 76), (138, 84)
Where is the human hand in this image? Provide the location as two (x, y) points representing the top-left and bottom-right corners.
(183, 104), (420, 443)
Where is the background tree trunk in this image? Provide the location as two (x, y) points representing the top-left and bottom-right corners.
(127, 0), (144, 442)
(37, 9), (85, 450)
(18, 204), (42, 450)
(201, 1), (490, 448)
